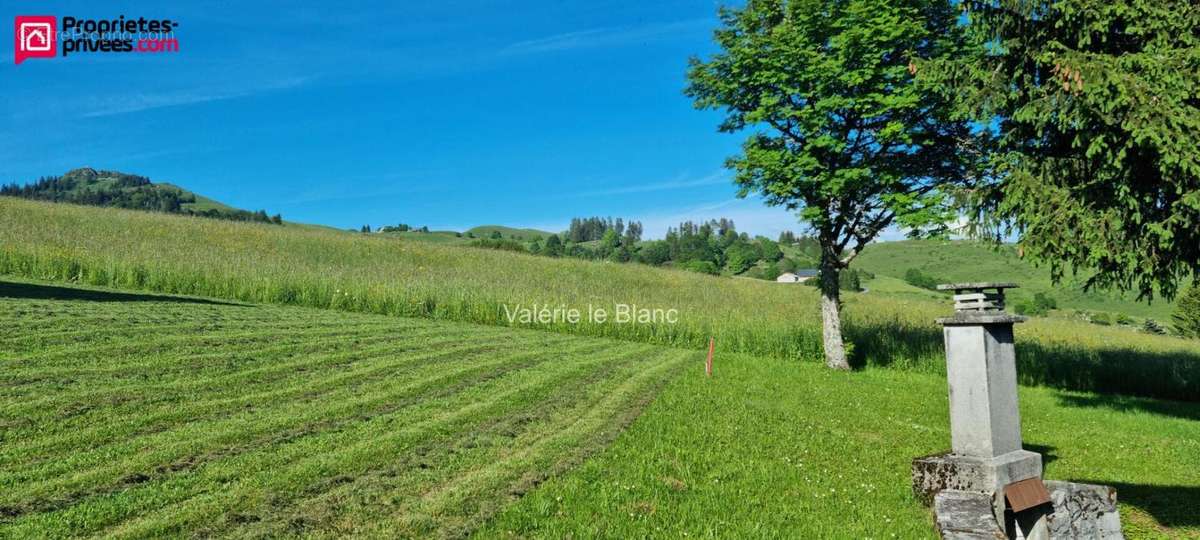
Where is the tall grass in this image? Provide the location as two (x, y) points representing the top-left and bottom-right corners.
(2, 197), (1197, 400)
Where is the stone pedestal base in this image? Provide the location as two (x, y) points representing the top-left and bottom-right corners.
(912, 452), (1123, 539)
(912, 451), (1043, 505)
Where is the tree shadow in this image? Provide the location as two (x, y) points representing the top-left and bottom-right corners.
(0, 281), (246, 306)
(1054, 392), (1200, 422)
(842, 320), (1200, 403)
(1073, 480), (1200, 528)
(844, 321), (943, 371)
(1022, 443), (1058, 466)
(1016, 341), (1200, 404)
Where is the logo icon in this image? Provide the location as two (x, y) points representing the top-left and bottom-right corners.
(15, 16), (57, 64)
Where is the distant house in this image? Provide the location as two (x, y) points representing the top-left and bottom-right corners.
(776, 269), (819, 283)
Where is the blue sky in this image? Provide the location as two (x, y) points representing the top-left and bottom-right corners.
(0, 1), (845, 238)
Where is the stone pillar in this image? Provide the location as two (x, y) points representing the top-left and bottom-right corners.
(912, 283), (1124, 539)
(938, 289), (1038, 472)
(913, 284), (1044, 537)
(934, 284), (1042, 492)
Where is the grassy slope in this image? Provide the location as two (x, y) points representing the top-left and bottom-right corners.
(381, 230), (469, 244)
(0, 278), (690, 538)
(1, 197), (1197, 401)
(855, 239), (1176, 320)
(481, 353), (1200, 539)
(165, 186), (238, 213)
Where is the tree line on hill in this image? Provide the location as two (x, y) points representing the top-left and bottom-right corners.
(1, 172), (282, 225)
(566, 217), (644, 244)
(374, 223), (430, 233)
(465, 216), (864, 289)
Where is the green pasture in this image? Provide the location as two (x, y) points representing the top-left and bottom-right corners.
(2, 198), (1197, 401)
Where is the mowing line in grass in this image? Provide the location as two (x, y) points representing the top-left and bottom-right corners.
(0, 319), (408, 362)
(385, 350), (693, 538)
(0, 326), (500, 408)
(10, 343), (662, 537)
(214, 350), (691, 538)
(0, 337), (612, 515)
(0, 333), (573, 468)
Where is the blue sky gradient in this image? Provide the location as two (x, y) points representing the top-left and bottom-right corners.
(0, 1), (857, 238)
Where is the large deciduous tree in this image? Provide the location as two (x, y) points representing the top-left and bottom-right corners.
(686, 0), (977, 369)
(926, 0), (1200, 299)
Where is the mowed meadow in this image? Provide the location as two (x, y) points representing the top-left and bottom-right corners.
(0, 279), (691, 537)
(2, 197), (1198, 401)
(3, 199), (1200, 538)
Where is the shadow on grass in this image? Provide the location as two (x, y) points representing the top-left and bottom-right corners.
(843, 321), (1200, 403)
(1055, 393), (1200, 422)
(1016, 341), (1200, 404)
(1076, 480), (1200, 528)
(0, 281), (245, 306)
(1022, 443), (1058, 466)
(844, 321), (942, 371)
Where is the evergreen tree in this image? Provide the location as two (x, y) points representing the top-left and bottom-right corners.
(927, 0), (1200, 300)
(1173, 284), (1200, 339)
(543, 234), (563, 257)
(624, 221), (643, 244)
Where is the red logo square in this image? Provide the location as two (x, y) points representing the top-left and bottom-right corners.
(15, 16), (57, 64)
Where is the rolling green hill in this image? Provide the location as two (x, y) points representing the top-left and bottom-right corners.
(855, 239), (1178, 320)
(374, 225), (554, 246)
(378, 230), (467, 244)
(160, 184), (238, 213)
(1, 197), (1197, 401)
(1, 168), (281, 224)
(466, 225), (556, 241)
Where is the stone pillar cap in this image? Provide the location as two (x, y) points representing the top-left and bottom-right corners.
(936, 282), (1019, 291)
(937, 313), (1027, 326)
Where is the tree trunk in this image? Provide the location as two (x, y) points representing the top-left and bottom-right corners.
(819, 258), (850, 370)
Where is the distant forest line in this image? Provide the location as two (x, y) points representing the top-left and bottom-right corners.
(369, 215), (868, 288)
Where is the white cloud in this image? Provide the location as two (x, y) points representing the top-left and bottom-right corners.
(497, 19), (711, 56)
(81, 77), (311, 118)
(573, 170), (730, 197)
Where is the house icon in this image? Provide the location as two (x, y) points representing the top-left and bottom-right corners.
(14, 16), (57, 64)
(21, 23), (52, 51)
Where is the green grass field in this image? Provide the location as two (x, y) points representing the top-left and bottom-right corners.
(0, 278), (690, 538)
(482, 353), (1200, 538)
(3, 279), (1197, 538)
(2, 197), (1198, 401)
